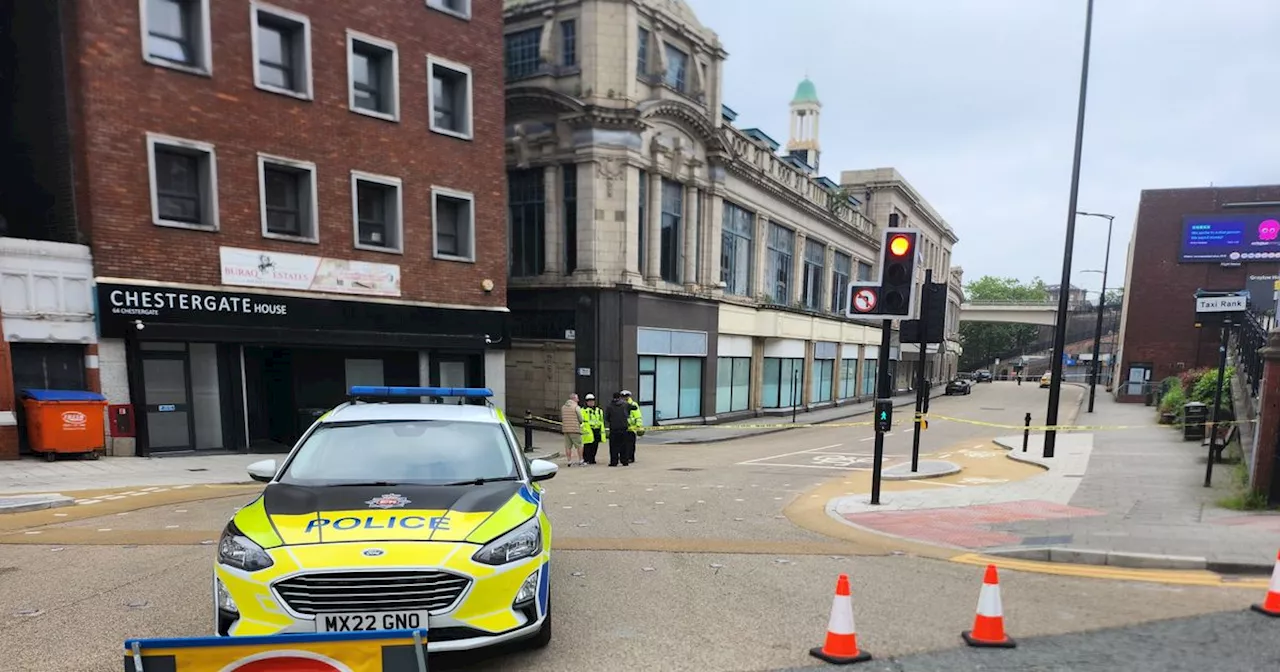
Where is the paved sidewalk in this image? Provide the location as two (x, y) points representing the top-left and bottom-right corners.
(828, 393), (1280, 571)
(643, 388), (949, 445)
(0, 429), (565, 496)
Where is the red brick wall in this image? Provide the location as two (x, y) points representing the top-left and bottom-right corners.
(1119, 185), (1280, 390)
(69, 0), (507, 308)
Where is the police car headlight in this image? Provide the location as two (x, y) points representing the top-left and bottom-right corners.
(217, 522), (274, 572)
(472, 517), (541, 565)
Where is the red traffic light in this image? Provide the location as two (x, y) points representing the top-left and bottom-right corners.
(888, 234), (912, 257)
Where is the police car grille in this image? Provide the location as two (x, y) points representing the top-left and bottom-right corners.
(273, 571), (471, 615)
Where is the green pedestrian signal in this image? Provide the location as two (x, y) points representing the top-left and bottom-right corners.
(874, 400), (893, 433)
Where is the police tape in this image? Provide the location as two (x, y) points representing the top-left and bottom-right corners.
(525, 413), (1251, 434)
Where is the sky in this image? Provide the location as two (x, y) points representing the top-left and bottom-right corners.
(684, 0), (1280, 296)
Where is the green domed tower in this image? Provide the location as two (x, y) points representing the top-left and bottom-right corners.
(786, 77), (822, 171)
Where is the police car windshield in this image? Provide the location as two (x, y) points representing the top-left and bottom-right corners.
(279, 420), (519, 486)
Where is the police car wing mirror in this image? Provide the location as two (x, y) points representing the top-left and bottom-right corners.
(247, 459), (278, 483)
(529, 459), (558, 482)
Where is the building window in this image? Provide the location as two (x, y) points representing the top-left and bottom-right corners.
(660, 179), (683, 283)
(251, 2), (312, 99)
(861, 358), (878, 396)
(812, 358), (834, 403)
(561, 20), (576, 67)
(429, 57), (472, 139)
(141, 0), (211, 74)
(720, 201), (754, 297)
(856, 260), (874, 282)
(258, 155), (317, 242)
(508, 168), (545, 277)
(762, 357), (803, 408)
(802, 238), (826, 311)
(639, 355), (702, 424)
(146, 133), (218, 231)
(432, 187), (475, 262)
(563, 164), (577, 275)
(832, 251), (852, 314)
(638, 170), (648, 273)
(351, 171), (403, 253)
(426, 0), (470, 20)
(637, 27), (650, 76)
(765, 222), (794, 304)
(504, 28), (542, 80)
(715, 356), (750, 414)
(347, 32), (399, 121)
(839, 358), (858, 399)
(663, 43), (688, 92)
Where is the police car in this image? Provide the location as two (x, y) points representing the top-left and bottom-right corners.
(213, 386), (555, 653)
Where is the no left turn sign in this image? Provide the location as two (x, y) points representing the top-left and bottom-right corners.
(853, 288), (877, 313)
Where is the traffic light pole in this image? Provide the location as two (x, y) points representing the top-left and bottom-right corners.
(870, 320), (893, 505)
(911, 269), (933, 473)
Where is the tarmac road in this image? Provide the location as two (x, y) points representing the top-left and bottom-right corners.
(0, 382), (1267, 671)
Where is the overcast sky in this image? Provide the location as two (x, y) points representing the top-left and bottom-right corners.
(685, 0), (1280, 296)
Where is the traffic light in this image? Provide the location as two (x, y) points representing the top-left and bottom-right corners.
(876, 228), (920, 318)
(874, 399), (893, 432)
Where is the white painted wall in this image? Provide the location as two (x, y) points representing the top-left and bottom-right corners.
(484, 350), (507, 412)
(0, 237), (96, 343)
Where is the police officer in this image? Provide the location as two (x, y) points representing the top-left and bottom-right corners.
(605, 391), (631, 466)
(579, 393), (606, 465)
(621, 390), (644, 465)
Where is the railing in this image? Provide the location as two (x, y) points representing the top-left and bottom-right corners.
(1233, 310), (1267, 399)
(961, 300), (1059, 307)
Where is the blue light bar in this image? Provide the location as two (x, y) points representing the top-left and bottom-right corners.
(349, 386), (494, 398)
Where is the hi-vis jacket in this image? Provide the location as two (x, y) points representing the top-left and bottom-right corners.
(578, 405), (605, 443)
(626, 399), (645, 436)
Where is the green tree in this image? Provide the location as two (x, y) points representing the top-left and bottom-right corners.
(958, 276), (1050, 371)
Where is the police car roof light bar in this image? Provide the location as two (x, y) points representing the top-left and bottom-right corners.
(348, 386), (495, 399)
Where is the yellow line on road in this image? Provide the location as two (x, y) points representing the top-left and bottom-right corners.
(950, 553), (1270, 589)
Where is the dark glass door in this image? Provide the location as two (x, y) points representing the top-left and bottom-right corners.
(141, 348), (195, 452)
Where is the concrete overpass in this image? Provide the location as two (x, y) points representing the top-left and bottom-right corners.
(959, 300), (1059, 326)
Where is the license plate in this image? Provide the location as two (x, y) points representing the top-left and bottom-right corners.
(317, 610), (429, 633)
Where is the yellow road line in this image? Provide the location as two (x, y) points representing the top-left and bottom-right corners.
(950, 552), (1270, 589)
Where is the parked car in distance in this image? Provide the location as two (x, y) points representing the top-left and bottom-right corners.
(945, 378), (973, 395)
(1040, 371), (1052, 388)
(974, 370), (993, 383)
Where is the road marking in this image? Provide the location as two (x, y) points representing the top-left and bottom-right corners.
(950, 553), (1270, 589)
(858, 437), (874, 442)
(747, 463), (874, 471)
(736, 445), (833, 466)
(905, 479), (966, 488)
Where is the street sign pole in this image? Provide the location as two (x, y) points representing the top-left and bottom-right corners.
(911, 269), (933, 473)
(870, 319), (893, 506)
(1204, 320), (1231, 487)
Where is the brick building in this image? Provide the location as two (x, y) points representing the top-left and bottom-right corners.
(2, 0), (510, 457)
(1113, 184), (1280, 401)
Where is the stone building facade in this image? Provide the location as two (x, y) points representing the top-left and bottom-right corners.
(501, 0), (961, 424)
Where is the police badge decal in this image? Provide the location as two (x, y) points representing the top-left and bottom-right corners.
(365, 493), (411, 509)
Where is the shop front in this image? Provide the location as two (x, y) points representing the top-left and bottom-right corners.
(96, 281), (508, 456)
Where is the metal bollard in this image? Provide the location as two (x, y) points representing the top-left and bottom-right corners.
(524, 410), (534, 452)
(1022, 412), (1031, 452)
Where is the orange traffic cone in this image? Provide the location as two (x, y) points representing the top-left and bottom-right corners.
(1251, 550), (1280, 618)
(961, 564), (1017, 648)
(809, 573), (872, 665)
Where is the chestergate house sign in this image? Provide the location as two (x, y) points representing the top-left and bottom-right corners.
(94, 281), (511, 346)
(104, 286), (288, 318)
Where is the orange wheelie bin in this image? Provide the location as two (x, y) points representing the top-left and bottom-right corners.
(20, 389), (108, 461)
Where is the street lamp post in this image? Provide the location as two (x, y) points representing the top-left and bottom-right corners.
(1044, 0), (1097, 460)
(1077, 211), (1115, 413)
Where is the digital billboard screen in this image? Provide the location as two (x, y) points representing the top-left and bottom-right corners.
(1179, 213), (1280, 263)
